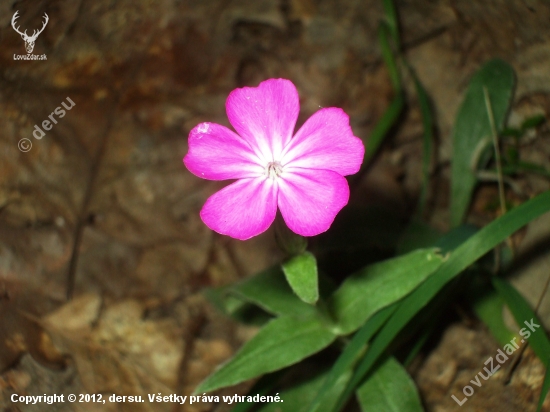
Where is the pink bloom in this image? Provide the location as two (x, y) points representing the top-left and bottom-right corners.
(183, 78), (364, 240)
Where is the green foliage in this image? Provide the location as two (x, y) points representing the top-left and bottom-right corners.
(331, 190), (550, 411)
(492, 277), (550, 367)
(198, 249), (445, 394)
(450, 59), (515, 227)
(364, 92), (404, 162)
(197, 2), (550, 410)
(255, 367), (351, 412)
(329, 249), (444, 334)
(379, 23), (400, 91)
(497, 114), (549, 177)
(282, 252), (319, 304)
(307, 305), (397, 412)
(381, 0), (400, 46)
(195, 315), (337, 393)
(521, 114), (546, 130)
(410, 68), (434, 217)
(362, 0), (404, 163)
(230, 266), (317, 318)
(538, 366), (550, 412)
(492, 277), (550, 411)
(356, 357), (424, 412)
(472, 288), (515, 346)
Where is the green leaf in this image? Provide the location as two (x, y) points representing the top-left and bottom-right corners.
(379, 23), (400, 91)
(203, 286), (273, 326)
(329, 248), (444, 334)
(472, 288), (515, 346)
(501, 127), (522, 138)
(500, 161), (550, 178)
(282, 252), (319, 304)
(505, 146), (520, 165)
(257, 367), (351, 412)
(450, 59), (515, 227)
(492, 277), (550, 367)
(230, 371), (286, 412)
(381, 0), (400, 47)
(307, 304), (398, 412)
(356, 357), (424, 412)
(333, 190), (550, 411)
(203, 285), (242, 315)
(537, 363), (550, 412)
(521, 114), (545, 131)
(195, 315), (337, 393)
(364, 92), (405, 163)
(492, 277), (550, 412)
(230, 266), (316, 318)
(398, 219), (441, 254)
(360, 3), (404, 167)
(410, 68), (433, 217)
(402, 325), (433, 368)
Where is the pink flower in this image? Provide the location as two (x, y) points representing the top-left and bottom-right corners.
(183, 78), (364, 240)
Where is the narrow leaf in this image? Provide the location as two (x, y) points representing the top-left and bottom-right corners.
(472, 287), (515, 346)
(195, 315), (336, 393)
(379, 23), (400, 91)
(230, 266), (316, 318)
(381, 0), (399, 46)
(365, 92), (404, 162)
(282, 252), (319, 304)
(537, 361), (550, 412)
(492, 277), (550, 367)
(493, 277), (550, 412)
(521, 114), (545, 131)
(230, 371), (286, 412)
(329, 248), (444, 334)
(410, 68), (433, 216)
(257, 367), (351, 412)
(356, 356), (424, 412)
(451, 59), (515, 227)
(334, 190), (550, 411)
(397, 219), (441, 254)
(307, 304), (398, 412)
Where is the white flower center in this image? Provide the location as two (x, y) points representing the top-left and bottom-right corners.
(265, 161), (283, 179)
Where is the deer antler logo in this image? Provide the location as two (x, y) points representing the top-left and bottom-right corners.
(11, 11), (49, 54)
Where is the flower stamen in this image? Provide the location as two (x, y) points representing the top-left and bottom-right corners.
(266, 161), (283, 179)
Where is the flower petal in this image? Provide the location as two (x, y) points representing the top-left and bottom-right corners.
(201, 177), (278, 240)
(184, 122), (263, 180)
(278, 168), (350, 236)
(281, 108), (364, 176)
(226, 79), (300, 162)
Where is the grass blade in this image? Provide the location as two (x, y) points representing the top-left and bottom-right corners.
(409, 68), (433, 216)
(365, 92), (404, 162)
(492, 277), (550, 367)
(381, 0), (399, 46)
(379, 23), (400, 91)
(333, 190), (550, 411)
(195, 315), (336, 393)
(307, 304), (398, 412)
(356, 356), (424, 412)
(537, 362), (550, 412)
